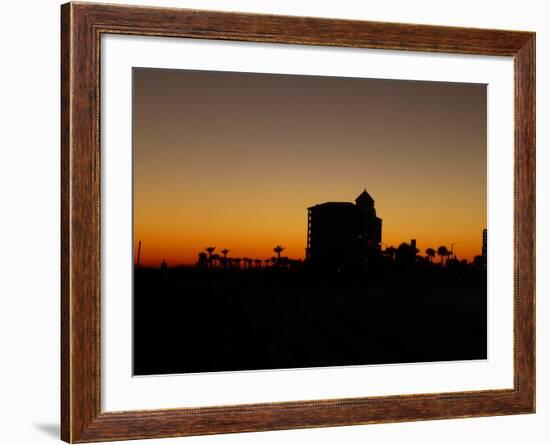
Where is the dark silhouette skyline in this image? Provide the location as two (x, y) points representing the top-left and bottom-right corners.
(135, 189), (486, 271)
(134, 227), (487, 375)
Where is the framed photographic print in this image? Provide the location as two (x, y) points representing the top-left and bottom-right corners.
(61, 2), (535, 442)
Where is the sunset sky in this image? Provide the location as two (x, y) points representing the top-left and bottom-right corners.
(133, 68), (486, 266)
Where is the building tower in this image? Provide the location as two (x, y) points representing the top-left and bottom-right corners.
(482, 228), (487, 270)
(306, 189), (382, 268)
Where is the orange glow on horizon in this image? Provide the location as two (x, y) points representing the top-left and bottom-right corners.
(133, 187), (485, 266)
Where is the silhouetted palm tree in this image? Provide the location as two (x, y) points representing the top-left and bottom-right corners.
(273, 245), (285, 261)
(219, 248), (229, 268)
(426, 248), (436, 263)
(264, 258), (271, 267)
(197, 251), (208, 268)
(254, 259), (262, 268)
(205, 247), (216, 268)
(437, 246), (449, 265)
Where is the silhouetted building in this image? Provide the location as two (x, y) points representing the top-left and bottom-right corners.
(482, 228), (487, 270)
(306, 190), (382, 267)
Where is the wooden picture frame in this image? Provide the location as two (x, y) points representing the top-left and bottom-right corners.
(61, 2), (535, 442)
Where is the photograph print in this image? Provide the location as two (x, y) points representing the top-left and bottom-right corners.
(133, 68), (487, 376)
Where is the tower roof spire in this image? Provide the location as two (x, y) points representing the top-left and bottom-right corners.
(355, 189), (374, 208)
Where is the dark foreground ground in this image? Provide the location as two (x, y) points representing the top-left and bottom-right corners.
(134, 266), (487, 375)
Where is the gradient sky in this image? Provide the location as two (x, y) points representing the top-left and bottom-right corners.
(133, 68), (486, 266)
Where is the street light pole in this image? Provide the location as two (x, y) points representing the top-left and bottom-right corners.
(450, 242), (459, 259)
